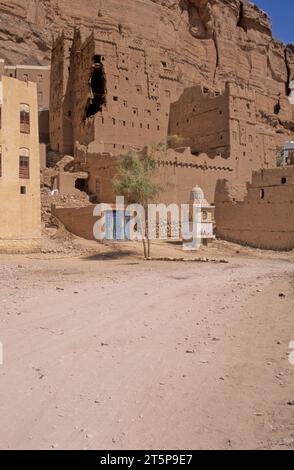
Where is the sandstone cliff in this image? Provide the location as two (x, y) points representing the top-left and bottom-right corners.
(0, 0), (293, 107)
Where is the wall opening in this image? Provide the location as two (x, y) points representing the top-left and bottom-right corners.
(260, 189), (265, 199)
(274, 97), (281, 115)
(75, 178), (87, 192)
(85, 56), (107, 118)
(281, 177), (287, 185)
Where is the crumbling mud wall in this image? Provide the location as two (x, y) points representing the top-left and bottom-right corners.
(51, 204), (97, 240)
(215, 167), (294, 250)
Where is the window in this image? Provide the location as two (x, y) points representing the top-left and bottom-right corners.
(113, 96), (118, 101)
(281, 177), (287, 184)
(93, 55), (101, 64)
(20, 104), (30, 134)
(19, 149), (30, 179)
(260, 189), (265, 199)
(20, 186), (26, 195)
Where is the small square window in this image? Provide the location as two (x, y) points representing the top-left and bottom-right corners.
(20, 186), (26, 195)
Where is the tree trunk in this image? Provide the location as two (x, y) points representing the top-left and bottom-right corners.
(145, 205), (151, 259)
(147, 236), (151, 259)
(142, 237), (147, 260)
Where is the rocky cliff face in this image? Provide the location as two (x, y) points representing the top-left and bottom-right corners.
(0, 0), (293, 106)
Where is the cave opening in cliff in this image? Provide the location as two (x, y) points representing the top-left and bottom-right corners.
(237, 1), (247, 32)
(85, 56), (107, 118)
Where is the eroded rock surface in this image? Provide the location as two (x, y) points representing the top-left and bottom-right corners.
(0, 1), (293, 97)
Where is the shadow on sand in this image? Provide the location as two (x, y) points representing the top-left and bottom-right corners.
(82, 249), (137, 261)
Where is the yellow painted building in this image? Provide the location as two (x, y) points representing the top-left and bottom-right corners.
(0, 75), (41, 252)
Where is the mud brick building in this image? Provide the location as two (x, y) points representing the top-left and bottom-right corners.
(50, 28), (180, 156)
(215, 166), (294, 250)
(0, 74), (41, 252)
(49, 22), (294, 204)
(0, 60), (51, 146)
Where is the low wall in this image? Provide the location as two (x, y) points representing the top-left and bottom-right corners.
(52, 205), (97, 240)
(215, 167), (294, 251)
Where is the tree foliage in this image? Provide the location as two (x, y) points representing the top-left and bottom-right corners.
(113, 148), (162, 206)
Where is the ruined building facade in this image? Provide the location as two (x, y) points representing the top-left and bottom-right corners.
(169, 82), (294, 196)
(0, 75), (41, 252)
(50, 28), (180, 157)
(49, 15), (294, 203)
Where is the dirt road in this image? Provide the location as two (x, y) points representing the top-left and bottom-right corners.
(0, 250), (293, 450)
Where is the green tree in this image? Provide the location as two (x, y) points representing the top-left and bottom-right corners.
(113, 148), (162, 259)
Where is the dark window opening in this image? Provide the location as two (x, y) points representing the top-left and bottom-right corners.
(93, 55), (101, 64)
(85, 59), (107, 118)
(274, 101), (281, 115)
(75, 178), (87, 192)
(281, 177), (287, 184)
(260, 189), (265, 199)
(113, 96), (118, 101)
(20, 186), (26, 195)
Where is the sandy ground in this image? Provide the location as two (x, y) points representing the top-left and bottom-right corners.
(0, 239), (293, 450)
